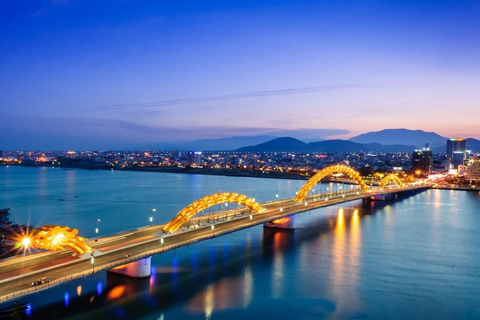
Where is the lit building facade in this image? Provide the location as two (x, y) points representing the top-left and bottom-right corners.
(411, 148), (432, 175)
(446, 138), (466, 168)
(467, 156), (480, 184)
(188, 151), (203, 166)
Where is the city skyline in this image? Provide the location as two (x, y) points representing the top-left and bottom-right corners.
(1, 0), (480, 150)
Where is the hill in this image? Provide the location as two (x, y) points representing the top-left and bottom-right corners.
(466, 138), (480, 152)
(349, 129), (447, 148)
(237, 137), (416, 153)
(236, 137), (307, 152)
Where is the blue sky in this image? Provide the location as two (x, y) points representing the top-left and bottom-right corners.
(1, 0), (479, 150)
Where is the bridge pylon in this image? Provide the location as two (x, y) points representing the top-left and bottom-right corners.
(108, 256), (152, 278)
(264, 215), (295, 230)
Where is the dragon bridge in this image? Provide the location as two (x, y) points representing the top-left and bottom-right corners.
(379, 173), (403, 190)
(20, 225), (92, 255)
(294, 164), (368, 203)
(163, 192), (264, 234)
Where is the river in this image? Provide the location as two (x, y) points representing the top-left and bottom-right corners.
(1, 166), (480, 319)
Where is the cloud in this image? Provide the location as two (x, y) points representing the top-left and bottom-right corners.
(0, 113), (352, 150)
(83, 85), (361, 113)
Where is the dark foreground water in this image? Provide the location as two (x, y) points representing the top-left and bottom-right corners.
(1, 166), (480, 319)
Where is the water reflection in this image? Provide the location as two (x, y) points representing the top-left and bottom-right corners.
(106, 285), (126, 300)
(76, 285), (82, 297)
(331, 209), (346, 292)
(350, 209), (361, 268)
(271, 231), (286, 298)
(186, 272), (254, 316)
(329, 207), (363, 313)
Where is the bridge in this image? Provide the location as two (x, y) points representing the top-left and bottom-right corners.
(0, 165), (430, 303)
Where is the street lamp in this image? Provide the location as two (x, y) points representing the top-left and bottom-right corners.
(276, 190), (279, 200)
(211, 224), (215, 237)
(150, 208), (156, 226)
(91, 252), (95, 272)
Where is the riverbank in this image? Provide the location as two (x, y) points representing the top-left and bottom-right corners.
(431, 185), (480, 192)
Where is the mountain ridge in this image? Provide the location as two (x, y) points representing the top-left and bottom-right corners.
(236, 137), (417, 153)
(349, 128), (447, 148)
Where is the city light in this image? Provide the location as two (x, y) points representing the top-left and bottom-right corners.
(21, 237), (31, 248)
(16, 225), (92, 255)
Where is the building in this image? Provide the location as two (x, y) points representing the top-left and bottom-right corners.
(467, 155), (480, 184)
(446, 138), (466, 168)
(411, 148), (432, 175)
(188, 151), (203, 166)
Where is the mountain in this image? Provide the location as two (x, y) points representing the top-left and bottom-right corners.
(306, 141), (416, 153)
(237, 137), (307, 152)
(349, 129), (447, 148)
(466, 138), (480, 152)
(306, 140), (364, 153)
(237, 137), (417, 153)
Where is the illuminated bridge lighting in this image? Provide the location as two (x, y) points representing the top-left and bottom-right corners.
(17, 225), (92, 255)
(295, 164), (368, 203)
(163, 192), (265, 234)
(380, 174), (403, 190)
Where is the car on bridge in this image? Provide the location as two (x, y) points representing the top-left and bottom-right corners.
(29, 277), (50, 287)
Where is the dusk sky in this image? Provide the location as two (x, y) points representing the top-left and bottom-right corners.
(1, 0), (479, 150)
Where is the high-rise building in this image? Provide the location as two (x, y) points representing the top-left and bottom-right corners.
(411, 148), (432, 175)
(188, 151), (203, 166)
(446, 138), (466, 168)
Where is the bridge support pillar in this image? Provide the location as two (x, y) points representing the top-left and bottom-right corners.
(108, 256), (151, 278)
(264, 215), (295, 230)
(363, 193), (397, 203)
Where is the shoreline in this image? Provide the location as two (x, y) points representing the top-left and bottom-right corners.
(121, 166), (312, 180)
(7, 164), (480, 191)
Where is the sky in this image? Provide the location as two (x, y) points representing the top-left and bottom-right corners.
(1, 0), (480, 150)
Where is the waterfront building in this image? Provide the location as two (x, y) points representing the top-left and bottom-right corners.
(446, 138), (466, 168)
(411, 148), (432, 175)
(187, 151), (203, 167)
(467, 155), (480, 184)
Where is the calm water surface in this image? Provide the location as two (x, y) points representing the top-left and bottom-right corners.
(1, 166), (480, 319)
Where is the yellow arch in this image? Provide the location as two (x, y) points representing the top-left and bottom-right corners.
(405, 175), (415, 183)
(294, 164), (368, 203)
(379, 173), (403, 189)
(163, 192), (265, 233)
(20, 225), (92, 255)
